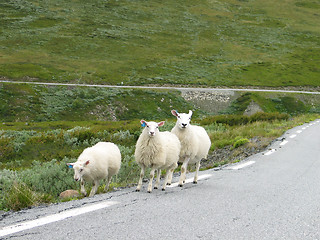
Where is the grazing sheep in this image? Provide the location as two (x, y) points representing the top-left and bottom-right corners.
(135, 120), (181, 193)
(171, 110), (211, 186)
(67, 142), (121, 197)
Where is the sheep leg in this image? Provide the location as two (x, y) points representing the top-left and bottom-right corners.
(179, 158), (190, 187)
(166, 169), (174, 185)
(161, 169), (171, 191)
(80, 179), (87, 196)
(154, 169), (161, 189)
(136, 166), (145, 192)
(193, 161), (201, 184)
(89, 180), (99, 197)
(104, 175), (112, 192)
(166, 162), (178, 186)
(147, 168), (156, 193)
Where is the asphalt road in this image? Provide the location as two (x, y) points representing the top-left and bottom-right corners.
(1, 80), (320, 95)
(1, 119), (320, 240)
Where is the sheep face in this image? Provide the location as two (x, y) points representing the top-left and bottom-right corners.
(67, 160), (90, 181)
(171, 110), (193, 129)
(141, 120), (165, 137)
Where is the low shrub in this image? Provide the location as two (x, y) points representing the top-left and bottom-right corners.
(200, 112), (290, 126)
(0, 169), (18, 210)
(0, 137), (15, 161)
(200, 114), (250, 126)
(3, 181), (54, 211)
(249, 112), (289, 122)
(20, 158), (77, 197)
(116, 145), (140, 185)
(4, 181), (38, 211)
(233, 138), (249, 149)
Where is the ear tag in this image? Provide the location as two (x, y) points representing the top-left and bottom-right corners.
(141, 122), (146, 127)
(68, 165), (73, 169)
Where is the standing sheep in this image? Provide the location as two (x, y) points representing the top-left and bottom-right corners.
(135, 120), (181, 193)
(171, 110), (211, 187)
(67, 142), (121, 197)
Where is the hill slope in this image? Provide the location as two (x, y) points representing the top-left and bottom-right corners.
(0, 0), (319, 87)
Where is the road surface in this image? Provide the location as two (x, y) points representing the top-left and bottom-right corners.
(1, 119), (320, 239)
(0, 80), (320, 95)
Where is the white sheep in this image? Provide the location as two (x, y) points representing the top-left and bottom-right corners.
(135, 120), (181, 193)
(171, 110), (211, 186)
(67, 142), (121, 197)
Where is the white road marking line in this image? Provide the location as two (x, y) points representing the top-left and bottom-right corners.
(0, 201), (118, 238)
(302, 127), (306, 130)
(296, 130), (302, 133)
(264, 149), (276, 156)
(167, 174), (212, 188)
(289, 134), (297, 138)
(280, 140), (289, 146)
(228, 161), (255, 170)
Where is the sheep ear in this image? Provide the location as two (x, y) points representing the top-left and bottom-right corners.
(67, 163), (74, 169)
(140, 120), (147, 127)
(158, 121), (165, 127)
(85, 160), (90, 166)
(171, 110), (179, 117)
(188, 110), (193, 116)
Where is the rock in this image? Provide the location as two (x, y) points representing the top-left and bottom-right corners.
(59, 190), (80, 199)
(244, 101), (263, 116)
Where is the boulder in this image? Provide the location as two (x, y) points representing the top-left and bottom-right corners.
(59, 190), (80, 199)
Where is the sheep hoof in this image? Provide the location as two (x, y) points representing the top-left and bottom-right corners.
(162, 188), (166, 191)
(178, 184), (183, 187)
(147, 190), (152, 193)
(193, 181), (198, 184)
(166, 183), (171, 186)
(154, 187), (158, 189)
(135, 189), (140, 192)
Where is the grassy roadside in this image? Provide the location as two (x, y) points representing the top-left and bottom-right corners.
(0, 0), (319, 87)
(0, 113), (318, 211)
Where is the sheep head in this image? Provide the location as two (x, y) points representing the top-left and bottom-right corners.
(171, 110), (193, 129)
(140, 120), (165, 137)
(67, 160), (90, 181)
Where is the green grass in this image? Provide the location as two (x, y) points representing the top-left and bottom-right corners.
(0, 82), (195, 122)
(0, 0), (319, 87)
(1, 83), (319, 125)
(222, 92), (318, 115)
(204, 113), (319, 150)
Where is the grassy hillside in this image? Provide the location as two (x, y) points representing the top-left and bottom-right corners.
(1, 82), (319, 123)
(0, 0), (319, 87)
(0, 82), (195, 122)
